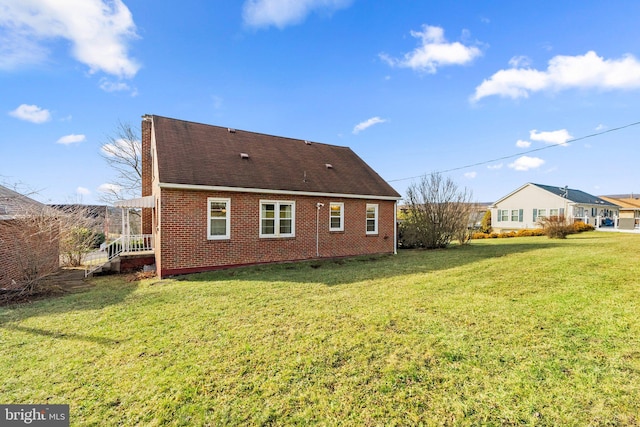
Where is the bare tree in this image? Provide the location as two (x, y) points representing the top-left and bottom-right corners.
(55, 206), (103, 266)
(401, 172), (474, 249)
(0, 210), (60, 299)
(99, 121), (141, 204)
(1, 186), (103, 303)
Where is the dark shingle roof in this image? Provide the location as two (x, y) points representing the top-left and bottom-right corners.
(152, 115), (400, 199)
(0, 185), (48, 220)
(533, 183), (617, 206)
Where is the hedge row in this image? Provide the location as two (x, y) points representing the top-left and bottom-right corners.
(472, 222), (595, 239)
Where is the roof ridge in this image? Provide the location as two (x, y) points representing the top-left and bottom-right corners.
(151, 114), (351, 150)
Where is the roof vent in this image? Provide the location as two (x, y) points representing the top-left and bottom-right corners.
(228, 128), (236, 133)
(240, 153), (249, 159)
(304, 140), (312, 145)
(325, 163), (333, 169)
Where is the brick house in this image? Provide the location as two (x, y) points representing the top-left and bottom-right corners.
(136, 115), (401, 277)
(0, 185), (59, 288)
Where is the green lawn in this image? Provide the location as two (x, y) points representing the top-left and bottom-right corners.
(1, 232), (640, 425)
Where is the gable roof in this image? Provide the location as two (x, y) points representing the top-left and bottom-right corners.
(531, 183), (617, 206)
(151, 115), (400, 199)
(492, 183), (618, 207)
(0, 185), (48, 220)
(599, 196), (640, 210)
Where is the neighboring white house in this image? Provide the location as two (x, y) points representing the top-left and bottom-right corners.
(490, 183), (619, 232)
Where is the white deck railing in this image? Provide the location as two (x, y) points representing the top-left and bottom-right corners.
(84, 234), (154, 277)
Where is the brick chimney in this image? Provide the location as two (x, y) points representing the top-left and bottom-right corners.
(141, 114), (153, 234)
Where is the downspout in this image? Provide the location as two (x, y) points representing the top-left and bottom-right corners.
(316, 202), (324, 257)
(394, 200), (398, 255)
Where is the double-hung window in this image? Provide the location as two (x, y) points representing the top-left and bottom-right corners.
(366, 204), (378, 235)
(330, 202), (344, 231)
(498, 209), (509, 222)
(511, 209), (523, 222)
(207, 198), (230, 240)
(260, 201), (295, 238)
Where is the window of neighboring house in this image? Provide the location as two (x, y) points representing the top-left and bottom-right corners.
(498, 209), (509, 222)
(207, 198), (230, 240)
(260, 201), (295, 238)
(537, 209), (547, 220)
(550, 208), (559, 217)
(511, 209), (523, 222)
(330, 202), (344, 231)
(366, 204), (378, 234)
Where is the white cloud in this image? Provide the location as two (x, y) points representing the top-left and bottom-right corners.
(530, 129), (573, 146)
(352, 117), (386, 134)
(487, 163), (503, 170)
(56, 134), (86, 145)
(9, 104), (51, 123)
(380, 25), (482, 73)
(508, 55), (531, 68)
(595, 124), (607, 131)
(76, 186), (91, 196)
(98, 183), (122, 194)
(464, 171), (477, 179)
(472, 51), (640, 102)
(515, 139), (531, 148)
(508, 156), (545, 171)
(100, 79), (129, 91)
(101, 138), (141, 157)
(0, 0), (140, 78)
(242, 0), (352, 29)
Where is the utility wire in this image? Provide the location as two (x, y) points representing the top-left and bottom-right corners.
(388, 120), (640, 183)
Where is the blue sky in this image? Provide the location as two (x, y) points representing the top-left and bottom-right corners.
(2, 0), (640, 204)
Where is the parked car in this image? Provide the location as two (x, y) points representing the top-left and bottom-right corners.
(602, 218), (614, 227)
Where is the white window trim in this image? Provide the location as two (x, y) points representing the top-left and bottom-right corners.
(329, 202), (344, 232)
(366, 203), (378, 235)
(259, 200), (296, 238)
(207, 197), (230, 240)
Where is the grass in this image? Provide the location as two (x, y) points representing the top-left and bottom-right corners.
(1, 232), (640, 425)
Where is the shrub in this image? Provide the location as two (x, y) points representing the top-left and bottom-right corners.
(538, 215), (575, 239)
(572, 221), (595, 233)
(480, 210), (492, 234)
(471, 232), (487, 239)
(92, 232), (106, 249)
(61, 227), (98, 267)
(403, 172), (474, 249)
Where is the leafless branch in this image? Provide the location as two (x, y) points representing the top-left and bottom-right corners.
(401, 172), (474, 249)
(99, 121), (142, 204)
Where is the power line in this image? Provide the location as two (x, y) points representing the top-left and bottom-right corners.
(388, 120), (640, 183)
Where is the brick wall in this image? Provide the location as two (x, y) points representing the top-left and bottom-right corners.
(0, 219), (60, 288)
(141, 116), (153, 234)
(157, 188), (396, 277)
